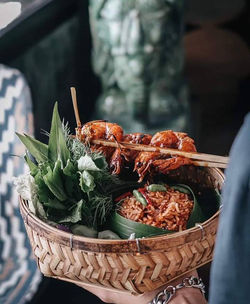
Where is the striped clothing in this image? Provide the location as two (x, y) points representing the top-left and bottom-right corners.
(0, 65), (41, 304)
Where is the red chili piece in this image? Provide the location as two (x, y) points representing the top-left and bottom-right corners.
(114, 192), (132, 202)
(138, 188), (153, 205)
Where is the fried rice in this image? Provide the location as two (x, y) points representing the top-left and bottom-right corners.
(118, 185), (194, 231)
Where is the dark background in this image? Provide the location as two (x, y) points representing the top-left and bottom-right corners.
(0, 0), (249, 302)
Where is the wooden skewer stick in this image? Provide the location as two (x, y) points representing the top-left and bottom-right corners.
(92, 139), (229, 166)
(191, 161), (227, 169)
(70, 87), (81, 128)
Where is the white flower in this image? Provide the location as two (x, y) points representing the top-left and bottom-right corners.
(13, 174), (45, 217)
(77, 155), (100, 171)
(13, 174), (33, 201)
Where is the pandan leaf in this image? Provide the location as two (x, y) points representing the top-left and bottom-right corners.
(24, 152), (38, 176)
(43, 160), (67, 201)
(63, 159), (77, 176)
(110, 212), (172, 239)
(43, 198), (67, 210)
(48, 102), (70, 167)
(16, 133), (48, 163)
(62, 159), (79, 198)
(58, 200), (84, 223)
(34, 170), (54, 203)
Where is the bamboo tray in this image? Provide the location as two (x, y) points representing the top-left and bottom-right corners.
(19, 166), (224, 294)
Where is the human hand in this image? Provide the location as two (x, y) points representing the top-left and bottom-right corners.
(80, 270), (207, 304)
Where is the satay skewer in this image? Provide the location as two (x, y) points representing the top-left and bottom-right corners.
(191, 161), (227, 169)
(70, 87), (81, 128)
(91, 139), (228, 169)
(69, 89), (228, 169)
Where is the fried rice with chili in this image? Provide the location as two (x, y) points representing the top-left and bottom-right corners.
(118, 185), (194, 231)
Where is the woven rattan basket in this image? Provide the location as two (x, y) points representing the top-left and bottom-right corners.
(20, 166), (224, 294)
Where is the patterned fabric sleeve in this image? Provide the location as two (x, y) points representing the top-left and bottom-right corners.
(0, 64), (41, 304)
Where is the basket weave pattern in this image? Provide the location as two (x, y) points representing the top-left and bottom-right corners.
(24, 222), (217, 294)
(20, 167), (224, 294)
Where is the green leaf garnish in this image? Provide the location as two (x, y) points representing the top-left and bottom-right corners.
(33, 169), (55, 203)
(43, 160), (67, 201)
(17, 102), (132, 230)
(58, 200), (85, 223)
(63, 159), (77, 176)
(79, 170), (96, 193)
(98, 230), (120, 239)
(16, 133), (48, 163)
(43, 198), (67, 210)
(78, 154), (101, 171)
(48, 102), (70, 166)
(93, 155), (107, 170)
(71, 224), (98, 238)
(24, 152), (38, 176)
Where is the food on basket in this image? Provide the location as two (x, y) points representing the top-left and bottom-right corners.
(78, 120), (124, 161)
(118, 184), (194, 231)
(134, 130), (196, 182)
(76, 121), (153, 176)
(110, 183), (205, 239)
(77, 121), (196, 181)
(16, 95), (225, 294)
(16, 102), (219, 240)
(16, 99), (223, 294)
(110, 132), (152, 175)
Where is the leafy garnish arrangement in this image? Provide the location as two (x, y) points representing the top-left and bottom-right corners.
(16, 103), (220, 239)
(17, 103), (121, 230)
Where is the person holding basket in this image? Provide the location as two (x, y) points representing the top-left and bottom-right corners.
(81, 113), (250, 304)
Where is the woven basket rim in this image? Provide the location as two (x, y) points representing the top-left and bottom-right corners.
(20, 196), (220, 253)
(20, 167), (224, 294)
(20, 197), (220, 242)
(19, 168), (224, 253)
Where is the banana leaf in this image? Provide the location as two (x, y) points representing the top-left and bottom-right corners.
(170, 184), (206, 229)
(110, 212), (172, 239)
(110, 184), (208, 239)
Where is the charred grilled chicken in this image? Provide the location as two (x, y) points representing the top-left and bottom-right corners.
(77, 121), (196, 181)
